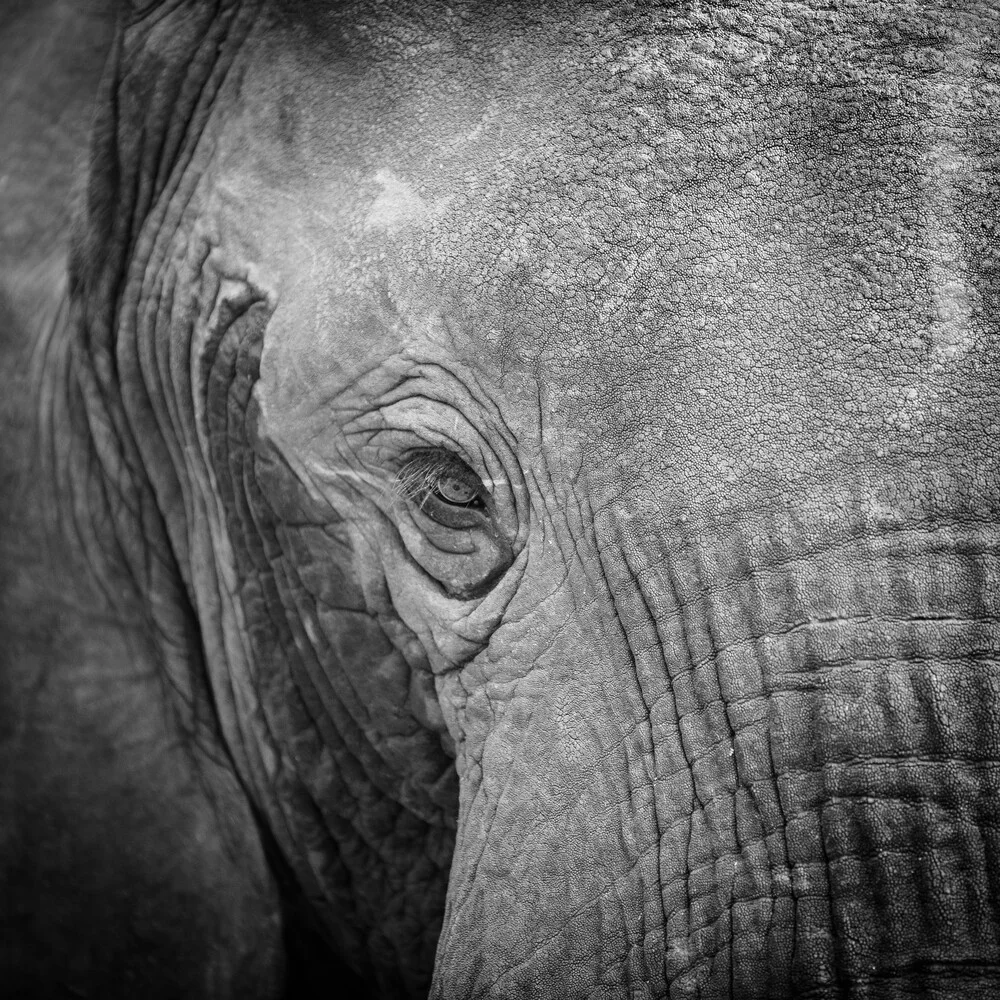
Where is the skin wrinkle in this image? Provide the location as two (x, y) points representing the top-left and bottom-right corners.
(337, 380), (521, 496)
(68, 379), (141, 609)
(767, 577), (832, 984)
(149, 16), (230, 200)
(691, 537), (791, 987)
(688, 544), (743, 996)
(206, 319), (271, 794)
(623, 521), (999, 638)
(599, 528), (675, 968)
(148, 254), (196, 559)
(762, 688), (799, 987)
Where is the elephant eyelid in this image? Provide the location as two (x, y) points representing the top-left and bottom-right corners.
(395, 449), (491, 524)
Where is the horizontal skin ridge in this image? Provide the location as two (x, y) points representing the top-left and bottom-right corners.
(598, 508), (1000, 996)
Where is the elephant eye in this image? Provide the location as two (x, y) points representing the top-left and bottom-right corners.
(397, 449), (488, 528)
(434, 473), (482, 507)
(393, 447), (512, 599)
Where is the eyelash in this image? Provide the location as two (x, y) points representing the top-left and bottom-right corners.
(396, 449), (487, 514)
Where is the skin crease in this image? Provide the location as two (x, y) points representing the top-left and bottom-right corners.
(3, 0), (1000, 998)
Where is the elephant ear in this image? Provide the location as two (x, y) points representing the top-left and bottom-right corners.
(68, 0), (261, 730)
(72, 0), (256, 327)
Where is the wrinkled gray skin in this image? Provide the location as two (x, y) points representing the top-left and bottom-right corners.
(3, 0), (1000, 997)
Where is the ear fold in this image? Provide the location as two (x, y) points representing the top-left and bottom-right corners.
(72, 0), (258, 330)
(68, 0), (263, 735)
(69, 0), (260, 553)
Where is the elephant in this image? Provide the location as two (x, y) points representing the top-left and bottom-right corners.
(2, 0), (1000, 996)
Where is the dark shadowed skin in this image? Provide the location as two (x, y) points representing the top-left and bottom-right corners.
(2, 0), (1000, 997)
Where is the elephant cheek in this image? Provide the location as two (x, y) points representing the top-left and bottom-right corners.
(430, 616), (670, 1000)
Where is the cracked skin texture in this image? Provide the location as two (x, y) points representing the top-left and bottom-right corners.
(3, 0), (1000, 997)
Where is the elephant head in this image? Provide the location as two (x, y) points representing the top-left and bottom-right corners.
(17, 0), (1000, 996)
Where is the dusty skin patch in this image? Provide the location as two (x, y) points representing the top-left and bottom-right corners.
(920, 55), (982, 362)
(365, 168), (444, 233)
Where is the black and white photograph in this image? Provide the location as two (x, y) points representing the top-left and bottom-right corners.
(2, 1), (999, 997)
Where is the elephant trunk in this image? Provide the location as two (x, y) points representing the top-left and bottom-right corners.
(431, 501), (1000, 998)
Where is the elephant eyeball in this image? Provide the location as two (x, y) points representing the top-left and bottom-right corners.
(435, 474), (482, 507)
(396, 449), (489, 529)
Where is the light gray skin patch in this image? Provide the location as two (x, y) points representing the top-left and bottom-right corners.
(365, 168), (448, 232)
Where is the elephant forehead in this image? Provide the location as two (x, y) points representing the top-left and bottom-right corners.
(236, 0), (999, 513)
